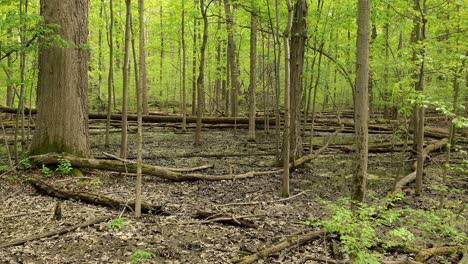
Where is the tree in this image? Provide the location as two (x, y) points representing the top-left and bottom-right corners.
(289, 0), (308, 159)
(105, 0), (115, 147)
(282, 0), (294, 198)
(351, 0), (370, 203)
(248, 1), (258, 142)
(30, 0), (90, 157)
(139, 0), (149, 115)
(224, 0), (241, 118)
(120, 0), (131, 159)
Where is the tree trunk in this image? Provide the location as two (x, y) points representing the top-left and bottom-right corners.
(248, 4), (257, 142)
(31, 0), (91, 157)
(192, 1), (198, 116)
(282, 0), (294, 198)
(139, 0), (148, 115)
(289, 0), (308, 159)
(120, 0), (131, 159)
(181, 0), (187, 131)
(105, 0), (114, 147)
(224, 0), (240, 118)
(195, 0), (209, 146)
(351, 0), (370, 204)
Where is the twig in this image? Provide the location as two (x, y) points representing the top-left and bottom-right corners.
(55, 177), (95, 183)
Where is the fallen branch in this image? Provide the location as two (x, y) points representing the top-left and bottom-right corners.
(218, 191), (305, 207)
(393, 138), (448, 192)
(193, 211), (259, 228)
(0, 215), (112, 249)
(102, 152), (213, 172)
(414, 245), (463, 262)
(29, 177), (164, 214)
(292, 128), (343, 168)
(232, 230), (325, 264)
(31, 153), (278, 181)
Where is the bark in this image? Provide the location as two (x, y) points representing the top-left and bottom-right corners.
(282, 0), (293, 198)
(232, 230), (325, 264)
(181, 0), (187, 131)
(352, 0), (370, 203)
(105, 0), (114, 147)
(138, 0), (148, 115)
(289, 0), (308, 159)
(119, 0), (131, 159)
(248, 4), (258, 142)
(195, 0), (209, 146)
(29, 153), (279, 182)
(224, 0), (241, 117)
(29, 177), (163, 214)
(31, 0), (91, 157)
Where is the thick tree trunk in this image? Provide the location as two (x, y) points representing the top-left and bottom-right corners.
(31, 0), (91, 157)
(351, 0), (370, 203)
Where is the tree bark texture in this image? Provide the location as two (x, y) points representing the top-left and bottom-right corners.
(289, 0), (308, 159)
(224, 0), (241, 117)
(248, 5), (257, 142)
(351, 0), (370, 203)
(31, 0), (91, 157)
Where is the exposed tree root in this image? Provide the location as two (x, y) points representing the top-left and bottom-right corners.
(0, 215), (112, 249)
(29, 177), (164, 214)
(30, 153), (279, 182)
(231, 230), (325, 264)
(393, 138), (448, 192)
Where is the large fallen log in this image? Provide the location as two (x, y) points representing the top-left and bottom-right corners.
(29, 177), (164, 214)
(232, 230), (325, 264)
(394, 138), (448, 192)
(30, 153), (280, 181)
(0, 215), (112, 249)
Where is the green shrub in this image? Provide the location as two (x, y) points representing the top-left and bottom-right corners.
(129, 249), (153, 263)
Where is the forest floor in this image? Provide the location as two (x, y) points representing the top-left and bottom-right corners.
(0, 120), (467, 263)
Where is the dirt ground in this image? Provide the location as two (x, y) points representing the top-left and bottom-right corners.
(0, 124), (466, 263)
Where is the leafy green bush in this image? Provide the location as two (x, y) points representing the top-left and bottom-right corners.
(40, 164), (52, 177)
(18, 157), (32, 170)
(56, 158), (72, 175)
(129, 249), (153, 263)
(107, 217), (126, 230)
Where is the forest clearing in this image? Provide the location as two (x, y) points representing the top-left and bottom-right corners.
(0, 0), (467, 263)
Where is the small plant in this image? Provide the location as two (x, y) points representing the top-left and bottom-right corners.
(129, 249), (153, 263)
(40, 165), (53, 176)
(0, 165), (9, 173)
(19, 157), (32, 170)
(108, 217), (126, 230)
(56, 158), (73, 175)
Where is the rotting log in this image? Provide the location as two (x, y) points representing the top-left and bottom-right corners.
(414, 245), (464, 262)
(194, 211), (257, 228)
(30, 153), (280, 181)
(232, 230), (325, 264)
(0, 215), (112, 249)
(29, 177), (164, 214)
(338, 141), (414, 153)
(393, 138), (448, 192)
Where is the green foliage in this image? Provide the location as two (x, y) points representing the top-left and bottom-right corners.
(56, 158), (72, 175)
(306, 194), (466, 263)
(0, 165), (10, 173)
(107, 217), (126, 230)
(129, 249), (153, 263)
(18, 157), (32, 170)
(40, 164), (52, 177)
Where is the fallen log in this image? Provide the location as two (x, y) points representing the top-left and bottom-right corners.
(194, 211), (258, 228)
(414, 245), (463, 262)
(30, 153), (280, 181)
(29, 177), (164, 214)
(339, 141), (414, 153)
(393, 138), (448, 192)
(0, 215), (112, 248)
(232, 230), (325, 264)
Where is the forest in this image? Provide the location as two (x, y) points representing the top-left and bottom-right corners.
(0, 0), (467, 263)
